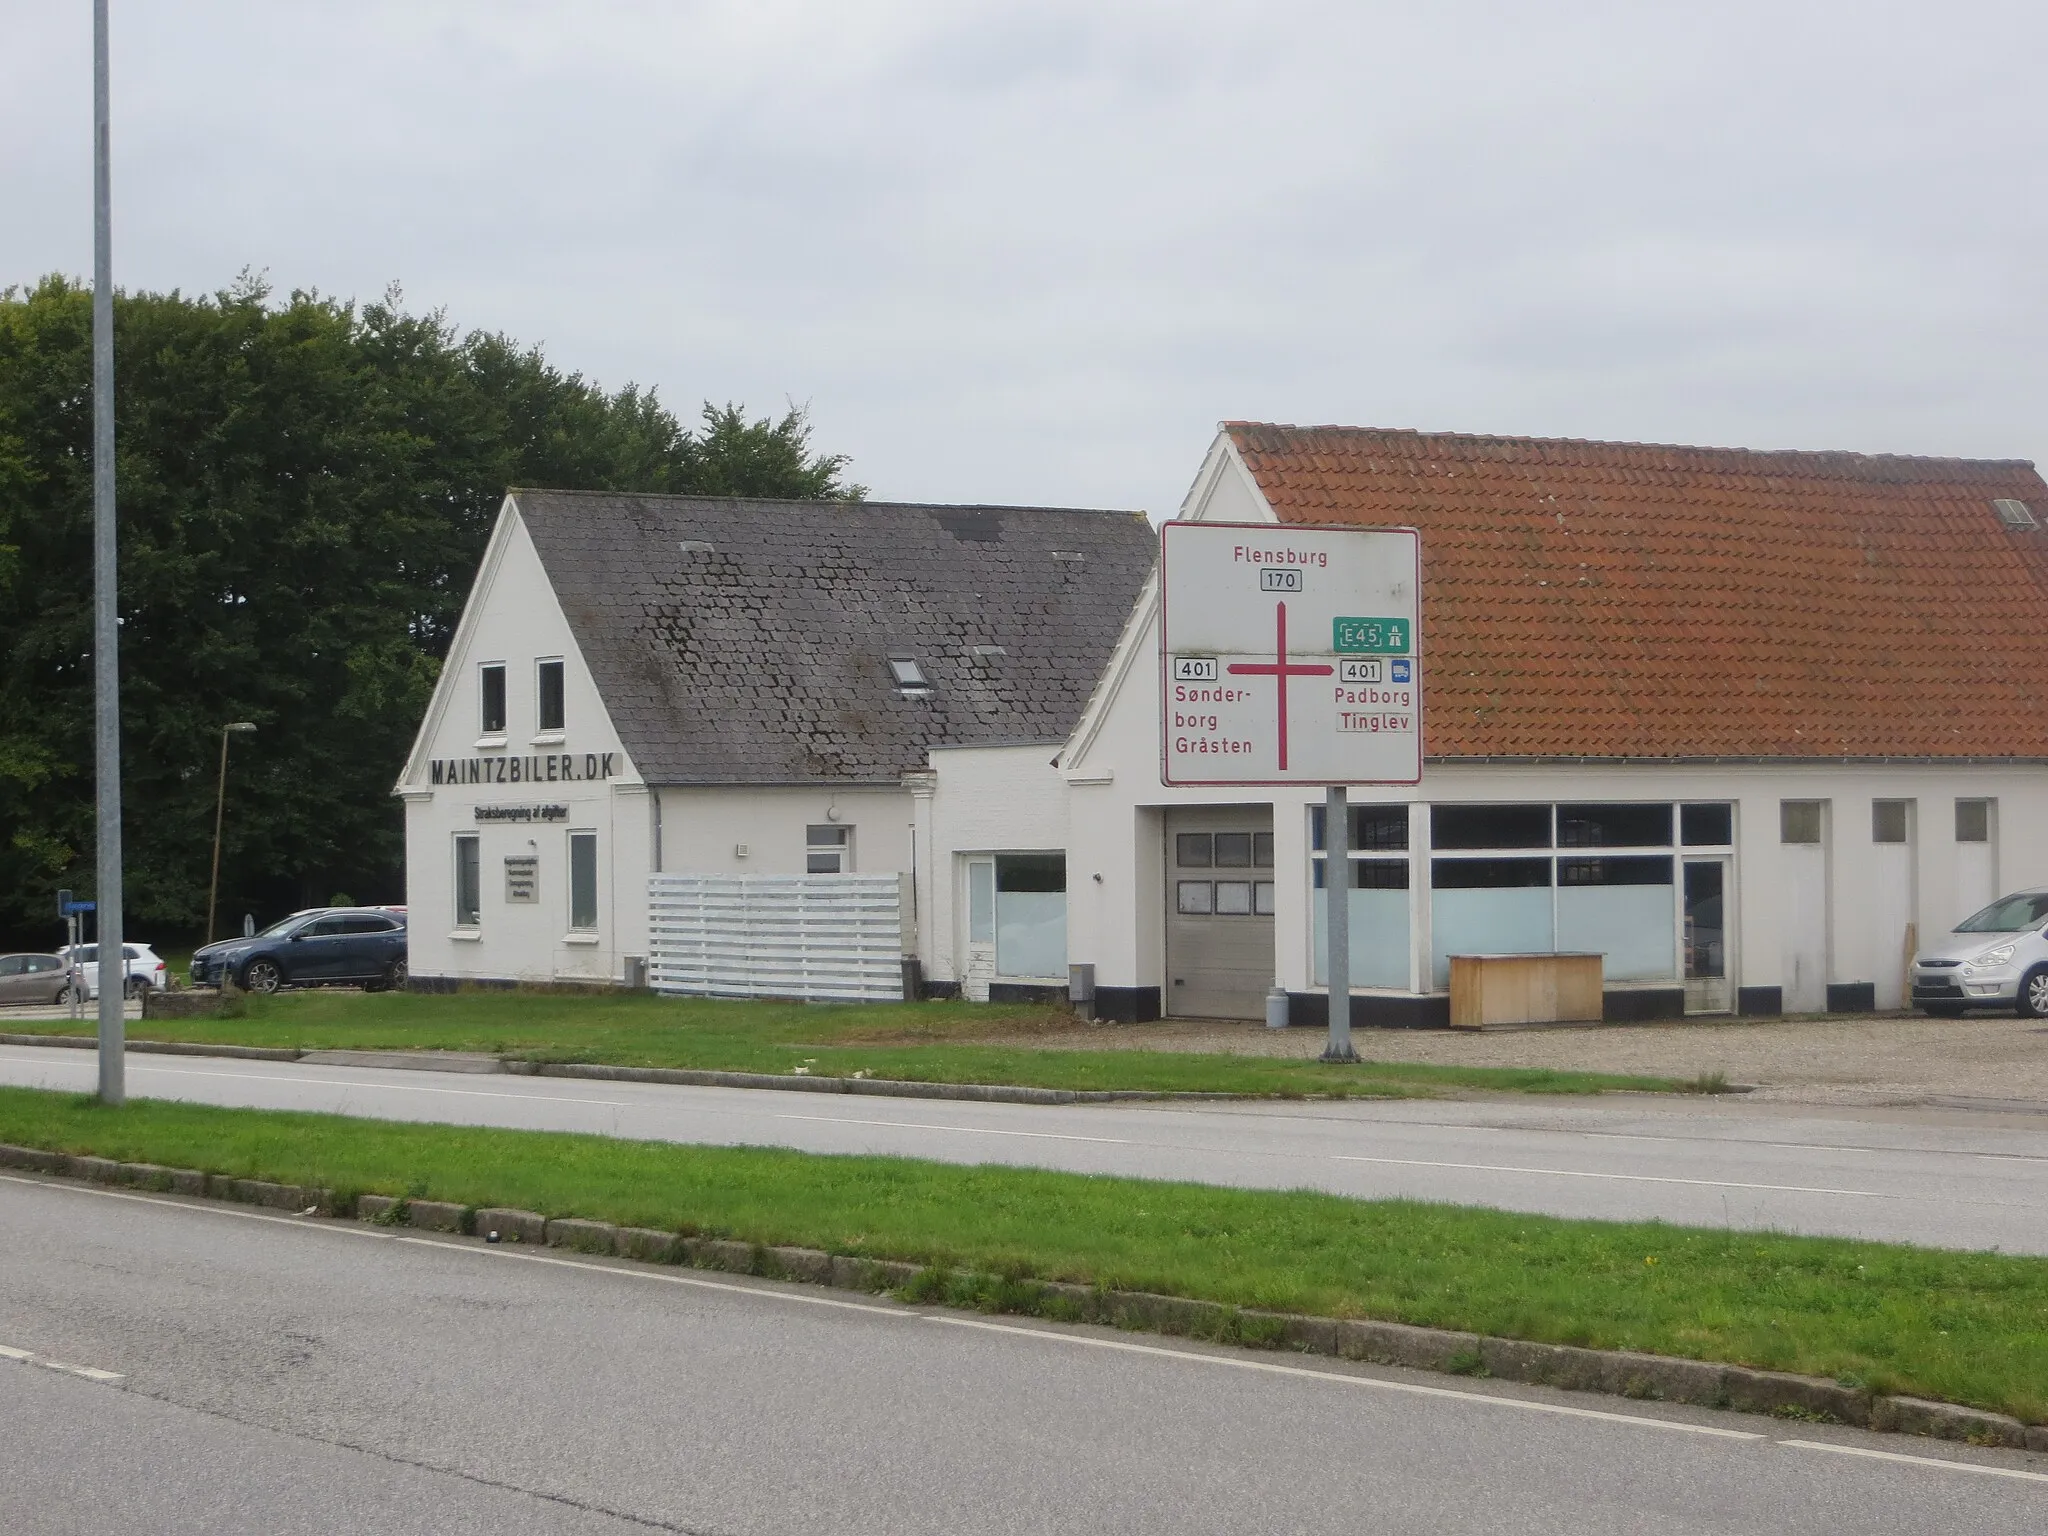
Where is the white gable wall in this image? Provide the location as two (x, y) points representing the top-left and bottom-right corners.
(398, 498), (649, 985)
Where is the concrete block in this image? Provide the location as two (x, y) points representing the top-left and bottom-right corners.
(356, 1194), (399, 1221)
(69, 1155), (121, 1183)
(1871, 1396), (2029, 1447)
(1335, 1319), (1483, 1373)
(691, 1238), (757, 1274)
(474, 1207), (546, 1245)
(0, 1144), (63, 1173)
(115, 1162), (176, 1192)
(1721, 1366), (1870, 1426)
(2025, 1424), (2048, 1453)
(544, 1217), (618, 1253)
(168, 1168), (206, 1196)
(764, 1246), (835, 1285)
(1589, 1349), (1727, 1405)
(405, 1199), (468, 1233)
(1272, 1314), (1339, 1355)
(614, 1227), (684, 1264)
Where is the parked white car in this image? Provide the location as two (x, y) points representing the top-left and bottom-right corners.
(1910, 889), (2048, 1017)
(56, 943), (169, 1002)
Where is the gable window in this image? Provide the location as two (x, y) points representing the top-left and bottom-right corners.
(537, 659), (565, 733)
(479, 663), (507, 735)
(454, 835), (481, 927)
(807, 824), (851, 873)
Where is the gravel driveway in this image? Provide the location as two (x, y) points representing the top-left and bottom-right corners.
(991, 1012), (2048, 1107)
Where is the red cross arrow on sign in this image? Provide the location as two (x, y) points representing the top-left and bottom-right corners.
(1226, 601), (1333, 771)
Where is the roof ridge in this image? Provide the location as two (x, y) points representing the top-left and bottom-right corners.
(1220, 422), (2035, 474)
(510, 487), (1148, 517)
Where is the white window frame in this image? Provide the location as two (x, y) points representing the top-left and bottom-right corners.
(478, 661), (508, 738)
(567, 830), (599, 932)
(806, 824), (852, 874)
(453, 833), (482, 930)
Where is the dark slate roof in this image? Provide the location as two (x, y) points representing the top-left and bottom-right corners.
(513, 491), (1157, 784)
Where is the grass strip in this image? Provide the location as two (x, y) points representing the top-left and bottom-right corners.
(1, 1084), (2040, 1423)
(20, 989), (1691, 1098)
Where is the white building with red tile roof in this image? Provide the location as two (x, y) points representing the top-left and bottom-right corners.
(1034, 424), (2048, 1025)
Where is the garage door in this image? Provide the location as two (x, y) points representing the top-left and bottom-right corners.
(1165, 806), (1275, 1019)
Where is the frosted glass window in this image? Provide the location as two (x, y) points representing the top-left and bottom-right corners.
(1254, 881), (1275, 915)
(1214, 881), (1254, 915)
(1429, 855), (1553, 987)
(968, 861), (995, 943)
(1175, 833), (1213, 867)
(995, 854), (1065, 979)
(1177, 881), (1213, 914)
(1214, 833), (1254, 868)
(1556, 857), (1676, 981)
(1312, 886), (1413, 989)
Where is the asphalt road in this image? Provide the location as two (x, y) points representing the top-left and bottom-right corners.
(5, 1174), (2046, 1535)
(2, 1044), (2047, 1252)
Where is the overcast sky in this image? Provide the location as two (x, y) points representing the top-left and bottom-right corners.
(5, 1), (2044, 515)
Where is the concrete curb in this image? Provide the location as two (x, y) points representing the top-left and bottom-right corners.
(0, 1029), (1230, 1103)
(0, 1032), (299, 1062)
(2, 1138), (2040, 1453)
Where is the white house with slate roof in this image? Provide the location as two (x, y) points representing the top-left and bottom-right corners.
(396, 490), (1154, 993)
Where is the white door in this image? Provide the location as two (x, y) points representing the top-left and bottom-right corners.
(1869, 804), (1916, 1010)
(1783, 842), (1829, 1013)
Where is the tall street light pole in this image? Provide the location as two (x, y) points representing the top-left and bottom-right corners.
(92, 0), (126, 1106)
(207, 722), (257, 943)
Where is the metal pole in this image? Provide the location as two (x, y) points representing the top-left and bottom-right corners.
(207, 726), (230, 943)
(92, 0), (125, 1105)
(1322, 784), (1355, 1062)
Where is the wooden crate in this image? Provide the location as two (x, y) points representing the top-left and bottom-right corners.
(1448, 953), (1604, 1029)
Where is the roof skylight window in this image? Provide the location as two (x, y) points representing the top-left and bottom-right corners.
(888, 656), (933, 694)
(1992, 499), (2037, 529)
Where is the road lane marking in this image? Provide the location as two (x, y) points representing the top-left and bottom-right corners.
(394, 1236), (915, 1316)
(921, 1316), (1764, 1439)
(1778, 1439), (2048, 1485)
(1326, 1154), (1941, 1202)
(0, 1172), (390, 1237)
(768, 1111), (1135, 1146)
(0, 1341), (124, 1383)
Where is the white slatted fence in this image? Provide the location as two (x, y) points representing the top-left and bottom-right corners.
(648, 873), (906, 1003)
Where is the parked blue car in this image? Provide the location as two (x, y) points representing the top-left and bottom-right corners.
(190, 907), (408, 994)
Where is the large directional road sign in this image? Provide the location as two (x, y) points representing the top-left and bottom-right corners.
(1159, 521), (1421, 787)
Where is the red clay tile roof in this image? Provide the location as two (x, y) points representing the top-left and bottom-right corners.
(1225, 423), (2048, 759)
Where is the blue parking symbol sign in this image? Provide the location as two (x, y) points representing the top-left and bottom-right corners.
(1391, 658), (1412, 683)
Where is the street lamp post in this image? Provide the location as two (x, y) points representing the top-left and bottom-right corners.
(206, 722), (257, 944)
(92, 0), (124, 1106)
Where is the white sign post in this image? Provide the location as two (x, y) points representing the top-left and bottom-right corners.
(1159, 522), (1421, 1062)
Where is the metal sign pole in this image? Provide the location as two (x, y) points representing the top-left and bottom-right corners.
(1322, 784), (1356, 1061)
(92, 0), (125, 1105)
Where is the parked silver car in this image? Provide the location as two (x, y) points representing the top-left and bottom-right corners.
(1911, 888), (2048, 1017)
(0, 953), (68, 1006)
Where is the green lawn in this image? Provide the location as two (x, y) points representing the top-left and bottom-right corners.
(3, 1085), (2041, 1424)
(20, 987), (1693, 1098)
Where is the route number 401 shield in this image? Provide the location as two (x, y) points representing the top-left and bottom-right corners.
(1158, 521), (1421, 787)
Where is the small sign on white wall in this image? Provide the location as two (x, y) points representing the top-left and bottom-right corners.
(504, 855), (539, 904)
(1159, 521), (1421, 786)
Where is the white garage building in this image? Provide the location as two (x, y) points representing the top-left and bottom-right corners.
(401, 426), (2048, 1026)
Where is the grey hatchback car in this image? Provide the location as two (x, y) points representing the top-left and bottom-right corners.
(1911, 888), (2048, 1017)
